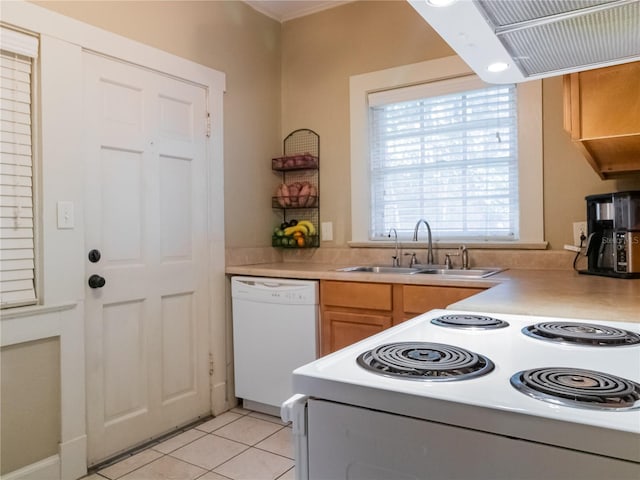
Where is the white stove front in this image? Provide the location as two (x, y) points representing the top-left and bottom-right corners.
(286, 309), (640, 478)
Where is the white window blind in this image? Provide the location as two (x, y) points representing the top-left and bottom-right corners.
(368, 78), (518, 242)
(0, 27), (38, 308)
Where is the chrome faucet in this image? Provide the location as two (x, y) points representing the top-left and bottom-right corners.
(444, 253), (453, 269)
(412, 219), (434, 264)
(404, 252), (418, 267)
(460, 245), (469, 269)
(444, 246), (469, 270)
(388, 228), (400, 267)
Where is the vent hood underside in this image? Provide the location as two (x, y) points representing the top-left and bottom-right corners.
(408, 0), (640, 83)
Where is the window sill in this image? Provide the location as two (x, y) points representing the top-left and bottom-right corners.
(347, 240), (549, 250)
(1, 301), (78, 320)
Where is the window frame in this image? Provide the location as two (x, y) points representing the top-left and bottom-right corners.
(349, 56), (545, 248)
(0, 26), (40, 309)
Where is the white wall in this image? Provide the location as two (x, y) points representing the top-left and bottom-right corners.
(1, 30), (88, 480)
(0, 3), (226, 479)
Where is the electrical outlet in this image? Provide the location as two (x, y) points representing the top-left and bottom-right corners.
(321, 221), (333, 241)
(572, 221), (587, 247)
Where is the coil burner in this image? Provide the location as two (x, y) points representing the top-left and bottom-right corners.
(356, 342), (494, 381)
(522, 322), (640, 347)
(431, 314), (509, 330)
(511, 367), (640, 411)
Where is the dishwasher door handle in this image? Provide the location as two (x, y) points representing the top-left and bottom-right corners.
(237, 279), (305, 291)
(258, 281), (282, 288)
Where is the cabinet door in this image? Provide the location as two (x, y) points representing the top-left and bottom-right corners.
(563, 62), (640, 178)
(570, 62), (640, 139)
(320, 281), (393, 355)
(402, 285), (485, 319)
(321, 281), (392, 310)
(321, 310), (392, 355)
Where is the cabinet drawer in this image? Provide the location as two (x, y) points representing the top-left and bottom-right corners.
(403, 285), (484, 314)
(321, 281), (392, 311)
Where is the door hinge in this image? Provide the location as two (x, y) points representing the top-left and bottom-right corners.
(209, 353), (214, 376)
(206, 112), (211, 138)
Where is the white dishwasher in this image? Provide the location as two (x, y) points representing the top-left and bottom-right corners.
(231, 276), (318, 415)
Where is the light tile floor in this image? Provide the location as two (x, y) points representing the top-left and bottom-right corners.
(84, 408), (295, 480)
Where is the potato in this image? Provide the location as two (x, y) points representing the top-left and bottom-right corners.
(276, 184), (286, 207)
(281, 183), (291, 206)
(298, 183), (310, 206)
(288, 184), (300, 197)
(306, 186), (317, 206)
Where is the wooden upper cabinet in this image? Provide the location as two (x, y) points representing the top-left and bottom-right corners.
(563, 61), (640, 179)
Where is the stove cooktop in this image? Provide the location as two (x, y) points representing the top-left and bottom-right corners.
(356, 341), (494, 381)
(431, 313), (509, 330)
(522, 321), (640, 346)
(511, 367), (640, 411)
(291, 309), (640, 462)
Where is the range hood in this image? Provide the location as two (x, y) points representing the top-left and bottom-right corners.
(408, 0), (640, 83)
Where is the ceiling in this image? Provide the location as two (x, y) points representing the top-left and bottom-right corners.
(244, 0), (354, 22)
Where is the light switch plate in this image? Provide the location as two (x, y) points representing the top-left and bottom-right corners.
(57, 201), (74, 229)
(321, 221), (333, 241)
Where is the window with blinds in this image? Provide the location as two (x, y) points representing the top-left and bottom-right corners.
(368, 77), (518, 241)
(0, 27), (39, 308)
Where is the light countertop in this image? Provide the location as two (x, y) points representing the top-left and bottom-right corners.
(226, 263), (640, 323)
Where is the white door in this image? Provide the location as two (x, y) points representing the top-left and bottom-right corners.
(83, 52), (210, 464)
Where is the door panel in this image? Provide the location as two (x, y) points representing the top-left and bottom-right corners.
(159, 94), (193, 140)
(159, 156), (192, 259)
(101, 78), (143, 141)
(161, 292), (195, 402)
(102, 299), (147, 422)
(100, 148), (143, 262)
(84, 52), (210, 464)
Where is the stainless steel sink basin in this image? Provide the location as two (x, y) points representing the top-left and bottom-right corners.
(336, 266), (422, 274)
(415, 268), (503, 278)
(336, 265), (504, 278)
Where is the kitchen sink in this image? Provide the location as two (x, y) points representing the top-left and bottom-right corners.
(336, 265), (504, 278)
(336, 266), (423, 274)
(414, 268), (503, 278)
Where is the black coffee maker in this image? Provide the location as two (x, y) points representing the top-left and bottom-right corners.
(583, 191), (640, 279)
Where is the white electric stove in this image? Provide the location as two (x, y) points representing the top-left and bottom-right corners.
(282, 309), (640, 480)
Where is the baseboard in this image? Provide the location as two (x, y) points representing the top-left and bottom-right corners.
(242, 399), (281, 417)
(60, 435), (87, 480)
(2, 455), (59, 480)
(212, 380), (229, 415)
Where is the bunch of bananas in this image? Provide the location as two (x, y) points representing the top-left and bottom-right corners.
(273, 220), (317, 248)
(283, 220), (316, 236)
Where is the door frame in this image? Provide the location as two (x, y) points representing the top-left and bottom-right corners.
(1, 3), (226, 480)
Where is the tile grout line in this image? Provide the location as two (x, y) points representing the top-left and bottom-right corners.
(187, 427), (294, 476)
(91, 414), (216, 476)
(275, 466), (295, 480)
(207, 445), (295, 480)
(98, 453), (167, 480)
(89, 408), (294, 480)
(251, 445), (295, 462)
(161, 428), (287, 474)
